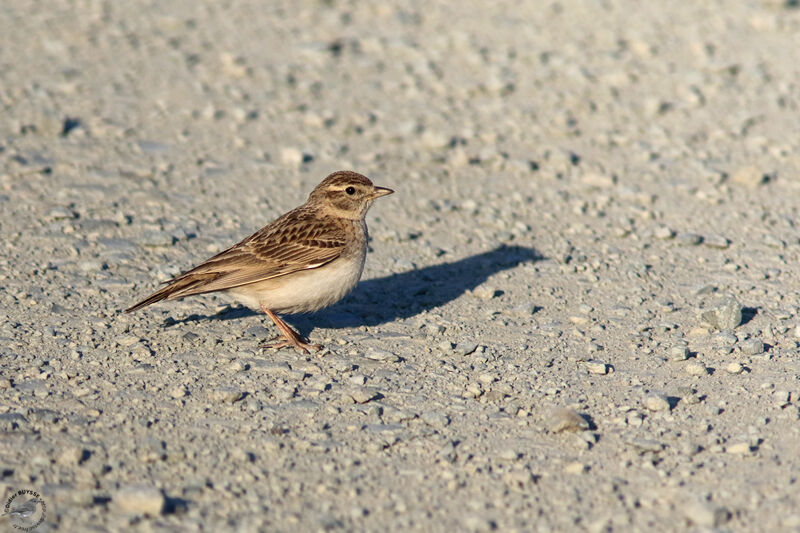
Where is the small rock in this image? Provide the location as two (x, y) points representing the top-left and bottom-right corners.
(548, 407), (590, 433)
(731, 165), (767, 187)
(45, 206), (77, 220)
(740, 338), (764, 355)
(669, 345), (689, 361)
(580, 172), (615, 187)
(676, 233), (703, 246)
(726, 362), (744, 374)
(585, 360), (608, 375)
(347, 374), (367, 386)
(137, 140), (170, 154)
(564, 462), (587, 474)
(510, 303), (537, 317)
(116, 335), (142, 347)
(211, 387), (245, 403)
(774, 390), (790, 407)
(280, 147), (304, 166)
(57, 447), (87, 466)
(347, 387), (381, 404)
(473, 285), (499, 299)
(645, 393), (671, 412)
(684, 501), (731, 527)
(419, 130), (449, 149)
(712, 332), (738, 348)
(454, 342), (479, 356)
(703, 235), (730, 249)
(630, 438), (664, 454)
(170, 386), (188, 399)
(764, 235), (786, 249)
(726, 442), (753, 455)
(699, 294), (743, 330)
(421, 411), (450, 429)
(685, 362), (708, 376)
(653, 226), (676, 239)
(680, 441), (702, 456)
(139, 231), (174, 247)
(437, 340), (455, 352)
(365, 349), (400, 363)
(114, 485), (165, 515)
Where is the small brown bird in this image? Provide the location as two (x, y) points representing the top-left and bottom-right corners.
(125, 171), (393, 353)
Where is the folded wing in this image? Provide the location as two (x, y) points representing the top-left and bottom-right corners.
(125, 207), (346, 313)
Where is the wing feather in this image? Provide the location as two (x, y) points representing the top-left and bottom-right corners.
(125, 206), (347, 311)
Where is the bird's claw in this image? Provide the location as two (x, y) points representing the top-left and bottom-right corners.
(259, 336), (322, 354)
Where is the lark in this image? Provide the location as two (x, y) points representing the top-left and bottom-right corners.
(125, 171), (393, 353)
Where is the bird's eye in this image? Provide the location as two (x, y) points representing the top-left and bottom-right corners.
(345, 186), (356, 195)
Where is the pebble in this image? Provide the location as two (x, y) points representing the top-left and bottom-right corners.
(280, 147), (304, 166)
(45, 206), (77, 220)
(548, 407), (590, 433)
(437, 340), (455, 352)
(676, 232), (703, 246)
(580, 171), (615, 188)
(170, 386), (188, 399)
(774, 390), (790, 407)
(726, 362), (744, 374)
(585, 360), (608, 375)
(669, 345), (689, 361)
(419, 130), (449, 149)
(726, 442), (753, 455)
(137, 140), (170, 154)
(764, 235), (786, 249)
(473, 285), (499, 300)
(421, 411), (450, 429)
(211, 387), (245, 403)
(653, 226), (675, 239)
(114, 485), (165, 515)
(712, 332), (738, 348)
(630, 438), (664, 454)
(703, 235), (730, 249)
(365, 349), (400, 363)
(139, 230), (174, 247)
(740, 338), (764, 355)
(454, 342), (479, 356)
(347, 387), (381, 404)
(685, 362), (708, 376)
(645, 393), (671, 412)
(680, 441), (703, 456)
(731, 165), (766, 187)
(57, 446), (87, 466)
(683, 501), (731, 527)
(510, 303), (537, 317)
(564, 462), (587, 474)
(699, 295), (743, 330)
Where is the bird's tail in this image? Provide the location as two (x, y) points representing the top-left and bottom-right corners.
(124, 274), (216, 313)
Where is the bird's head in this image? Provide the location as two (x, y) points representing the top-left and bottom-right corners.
(309, 170), (393, 219)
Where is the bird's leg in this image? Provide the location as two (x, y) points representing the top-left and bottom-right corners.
(259, 305), (322, 354)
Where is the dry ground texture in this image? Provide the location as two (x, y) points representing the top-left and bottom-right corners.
(2, 0), (800, 531)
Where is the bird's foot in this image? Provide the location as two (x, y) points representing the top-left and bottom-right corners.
(259, 335), (322, 355)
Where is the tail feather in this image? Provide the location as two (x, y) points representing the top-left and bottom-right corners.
(124, 273), (219, 313)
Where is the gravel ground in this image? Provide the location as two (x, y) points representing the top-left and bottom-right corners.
(2, 1), (800, 531)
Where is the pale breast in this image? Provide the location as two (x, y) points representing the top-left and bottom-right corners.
(226, 222), (367, 314)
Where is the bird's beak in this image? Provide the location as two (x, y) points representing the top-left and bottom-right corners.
(371, 186), (394, 198)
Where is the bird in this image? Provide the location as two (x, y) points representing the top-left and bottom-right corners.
(125, 170), (394, 353)
(4, 497), (41, 520)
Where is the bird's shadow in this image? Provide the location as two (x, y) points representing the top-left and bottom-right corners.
(167, 244), (544, 333)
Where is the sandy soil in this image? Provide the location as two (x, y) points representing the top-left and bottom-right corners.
(2, 1), (800, 531)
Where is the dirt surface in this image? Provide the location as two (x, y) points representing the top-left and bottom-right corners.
(2, 1), (800, 531)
